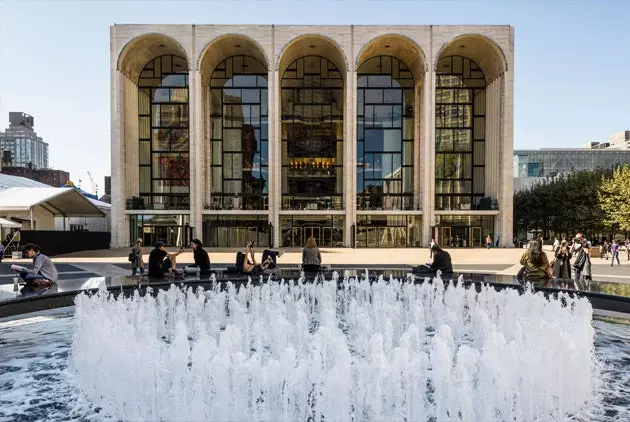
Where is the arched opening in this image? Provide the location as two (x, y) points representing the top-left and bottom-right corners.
(278, 36), (346, 248)
(355, 35), (425, 248)
(116, 33), (192, 247)
(356, 56), (416, 247)
(199, 36), (271, 247)
(137, 54), (190, 211)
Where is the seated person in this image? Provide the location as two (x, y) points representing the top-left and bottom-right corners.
(185, 239), (211, 276)
(302, 237), (322, 272)
(148, 242), (183, 278)
(261, 248), (285, 270)
(243, 241), (261, 274)
(11, 243), (58, 286)
(414, 244), (453, 275)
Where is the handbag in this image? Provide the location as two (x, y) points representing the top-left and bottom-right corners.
(128, 252), (135, 262)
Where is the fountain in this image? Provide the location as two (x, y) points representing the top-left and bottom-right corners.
(0, 273), (628, 421)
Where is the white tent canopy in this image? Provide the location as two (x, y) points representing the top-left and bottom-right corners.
(0, 187), (105, 217)
(0, 217), (21, 228)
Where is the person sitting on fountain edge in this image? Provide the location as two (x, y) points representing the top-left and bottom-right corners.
(10, 243), (58, 286)
(148, 242), (183, 278)
(184, 239), (211, 276)
(414, 243), (453, 275)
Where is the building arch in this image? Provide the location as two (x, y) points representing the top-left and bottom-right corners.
(198, 34), (269, 80)
(117, 33), (190, 81)
(434, 33), (507, 82)
(277, 33), (347, 75)
(356, 33), (426, 78)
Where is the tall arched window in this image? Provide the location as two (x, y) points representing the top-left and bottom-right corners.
(435, 55), (486, 211)
(137, 55), (190, 209)
(281, 55), (344, 211)
(209, 55), (268, 210)
(357, 56), (414, 211)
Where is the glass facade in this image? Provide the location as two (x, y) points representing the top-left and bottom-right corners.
(357, 56), (414, 211)
(435, 56), (486, 211)
(209, 56), (269, 210)
(138, 55), (190, 210)
(281, 56), (344, 211)
(202, 215), (270, 247)
(514, 149), (630, 178)
(356, 215), (422, 247)
(436, 215), (494, 248)
(129, 214), (191, 247)
(280, 215), (344, 247)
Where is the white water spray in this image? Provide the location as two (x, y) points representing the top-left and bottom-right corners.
(69, 274), (599, 421)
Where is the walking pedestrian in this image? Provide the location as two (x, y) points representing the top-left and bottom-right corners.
(610, 240), (621, 266)
(486, 234), (493, 249)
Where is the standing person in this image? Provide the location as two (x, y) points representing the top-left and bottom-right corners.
(10, 244), (58, 285)
(626, 239), (630, 261)
(187, 239), (211, 276)
(302, 236), (322, 272)
(486, 235), (493, 249)
(552, 240), (572, 283)
(610, 240), (621, 267)
(519, 239), (552, 286)
(553, 236), (560, 250)
(148, 242), (183, 278)
(130, 238), (144, 276)
(572, 237), (589, 290)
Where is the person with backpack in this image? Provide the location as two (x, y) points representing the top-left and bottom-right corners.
(130, 238), (144, 276)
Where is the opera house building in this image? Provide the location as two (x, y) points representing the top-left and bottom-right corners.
(110, 24), (514, 248)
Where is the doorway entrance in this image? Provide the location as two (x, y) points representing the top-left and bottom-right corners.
(281, 215), (344, 247)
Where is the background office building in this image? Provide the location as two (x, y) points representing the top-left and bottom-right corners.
(513, 148), (630, 192)
(111, 24), (514, 248)
(0, 112), (49, 169)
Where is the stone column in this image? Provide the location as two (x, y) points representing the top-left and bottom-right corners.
(270, 69), (281, 246)
(344, 69), (357, 247)
(499, 70), (514, 247)
(110, 69), (125, 248)
(421, 69), (436, 246)
(189, 70), (203, 240)
(414, 81), (422, 213)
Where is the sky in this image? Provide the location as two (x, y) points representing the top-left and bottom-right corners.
(1, 0), (629, 194)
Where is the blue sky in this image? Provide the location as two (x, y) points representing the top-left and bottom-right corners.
(1, 0), (628, 194)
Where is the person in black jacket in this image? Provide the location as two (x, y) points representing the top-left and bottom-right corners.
(188, 239), (211, 276)
(414, 244), (453, 275)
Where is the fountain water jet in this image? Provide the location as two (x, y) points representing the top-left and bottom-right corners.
(68, 273), (600, 421)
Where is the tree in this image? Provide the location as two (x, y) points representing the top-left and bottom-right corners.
(599, 165), (630, 231)
(514, 169), (609, 239)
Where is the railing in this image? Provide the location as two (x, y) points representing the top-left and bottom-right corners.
(126, 196), (189, 211)
(356, 195), (416, 211)
(203, 195), (269, 211)
(435, 196), (499, 211)
(282, 195), (343, 211)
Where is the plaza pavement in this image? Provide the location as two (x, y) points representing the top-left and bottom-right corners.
(1, 246), (628, 284)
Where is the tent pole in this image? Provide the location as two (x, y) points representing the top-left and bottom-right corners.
(30, 208), (33, 230)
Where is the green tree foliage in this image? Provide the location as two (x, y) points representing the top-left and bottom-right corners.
(598, 165), (630, 231)
(514, 170), (609, 239)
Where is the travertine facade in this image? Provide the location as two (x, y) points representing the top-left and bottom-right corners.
(111, 24), (514, 248)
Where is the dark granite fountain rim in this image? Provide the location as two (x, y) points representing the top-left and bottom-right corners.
(1, 269), (629, 319)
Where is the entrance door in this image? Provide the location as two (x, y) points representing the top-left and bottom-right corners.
(304, 226), (322, 246)
(441, 227), (452, 246)
(471, 227), (482, 247)
(292, 227), (303, 247)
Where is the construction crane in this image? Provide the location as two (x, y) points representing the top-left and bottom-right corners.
(87, 171), (98, 196)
